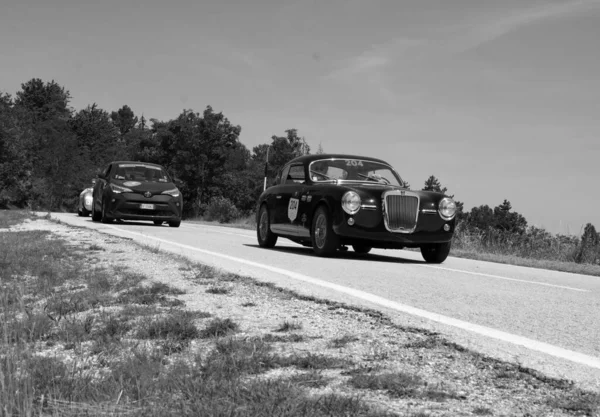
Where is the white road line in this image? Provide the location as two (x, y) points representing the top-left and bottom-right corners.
(183, 224), (588, 292)
(420, 265), (589, 293)
(183, 223), (255, 238)
(104, 224), (600, 370)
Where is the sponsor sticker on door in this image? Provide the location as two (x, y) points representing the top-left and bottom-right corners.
(288, 198), (299, 222)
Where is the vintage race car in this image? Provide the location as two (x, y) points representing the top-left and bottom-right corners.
(256, 154), (457, 263)
(91, 161), (183, 227)
(77, 179), (95, 217)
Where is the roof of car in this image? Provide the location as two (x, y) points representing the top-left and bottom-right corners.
(286, 154), (391, 166)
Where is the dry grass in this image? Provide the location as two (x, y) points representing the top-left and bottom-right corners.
(2, 210), (599, 417)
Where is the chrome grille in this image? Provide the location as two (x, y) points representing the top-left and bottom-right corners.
(383, 191), (419, 233)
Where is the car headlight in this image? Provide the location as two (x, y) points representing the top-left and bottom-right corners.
(342, 191), (361, 215)
(438, 197), (457, 220)
(162, 188), (180, 198)
(109, 184), (133, 194)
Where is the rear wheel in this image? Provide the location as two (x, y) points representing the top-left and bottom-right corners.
(257, 204), (277, 248)
(168, 220), (181, 228)
(311, 206), (339, 257)
(420, 242), (451, 264)
(100, 200), (113, 224)
(81, 208), (89, 217)
(352, 245), (372, 255)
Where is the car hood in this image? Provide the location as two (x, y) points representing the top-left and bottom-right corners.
(116, 180), (178, 193)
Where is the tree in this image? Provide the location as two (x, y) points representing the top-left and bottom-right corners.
(70, 103), (122, 168)
(466, 205), (495, 230)
(14, 78), (71, 122)
(422, 175), (447, 194)
(150, 106), (242, 216)
(493, 199), (527, 234)
(111, 105), (138, 136)
(0, 92), (32, 207)
(261, 129), (310, 183)
(575, 223), (599, 264)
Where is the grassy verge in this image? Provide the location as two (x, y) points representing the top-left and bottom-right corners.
(2, 210), (599, 416)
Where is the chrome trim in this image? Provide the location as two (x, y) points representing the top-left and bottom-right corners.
(382, 190), (420, 234)
(421, 209), (437, 215)
(361, 204), (377, 210)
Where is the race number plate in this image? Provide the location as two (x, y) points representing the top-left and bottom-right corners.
(288, 198), (299, 222)
(140, 203), (154, 210)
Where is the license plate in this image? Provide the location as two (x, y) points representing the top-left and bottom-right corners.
(140, 203), (154, 210)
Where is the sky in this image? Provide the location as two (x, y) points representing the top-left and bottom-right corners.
(1, 0), (599, 235)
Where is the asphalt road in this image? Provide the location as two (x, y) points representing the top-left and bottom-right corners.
(48, 213), (600, 391)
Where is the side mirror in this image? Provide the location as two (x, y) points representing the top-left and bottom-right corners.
(174, 178), (183, 187)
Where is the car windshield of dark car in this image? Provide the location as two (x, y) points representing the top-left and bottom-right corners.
(308, 158), (404, 187)
(114, 164), (170, 183)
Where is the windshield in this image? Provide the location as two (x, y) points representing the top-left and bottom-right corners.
(113, 163), (171, 183)
(308, 158), (405, 187)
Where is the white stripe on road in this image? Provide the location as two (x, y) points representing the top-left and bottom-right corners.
(182, 224), (589, 292)
(420, 265), (589, 293)
(183, 223), (255, 238)
(104, 224), (600, 370)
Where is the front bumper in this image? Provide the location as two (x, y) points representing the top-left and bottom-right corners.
(332, 210), (454, 248)
(104, 192), (182, 222)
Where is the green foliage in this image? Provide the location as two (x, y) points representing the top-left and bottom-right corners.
(422, 175), (447, 194)
(257, 129), (310, 188)
(205, 196), (239, 223)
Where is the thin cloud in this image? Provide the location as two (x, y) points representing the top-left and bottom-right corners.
(456, 0), (600, 53)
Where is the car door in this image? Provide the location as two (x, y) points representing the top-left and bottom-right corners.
(271, 163), (305, 236)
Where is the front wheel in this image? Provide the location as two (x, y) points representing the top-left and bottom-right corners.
(91, 200), (101, 222)
(154, 220), (163, 226)
(100, 200), (113, 224)
(257, 204), (277, 248)
(420, 242), (451, 264)
(168, 220), (181, 228)
(311, 206), (339, 257)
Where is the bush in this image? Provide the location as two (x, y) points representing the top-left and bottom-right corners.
(205, 197), (239, 223)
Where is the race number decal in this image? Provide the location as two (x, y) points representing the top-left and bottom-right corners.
(345, 159), (364, 167)
(288, 198), (299, 222)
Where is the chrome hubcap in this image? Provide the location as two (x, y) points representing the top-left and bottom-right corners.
(259, 211), (268, 240)
(315, 214), (326, 248)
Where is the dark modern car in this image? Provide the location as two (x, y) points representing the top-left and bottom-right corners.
(256, 154), (457, 263)
(77, 179), (95, 217)
(91, 161), (183, 227)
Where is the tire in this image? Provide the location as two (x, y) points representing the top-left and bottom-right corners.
(82, 208), (89, 217)
(100, 199), (113, 224)
(153, 220), (163, 226)
(352, 245), (372, 255)
(77, 208), (83, 217)
(420, 242), (451, 264)
(311, 206), (339, 257)
(91, 200), (101, 222)
(257, 204), (277, 248)
(168, 220), (181, 228)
